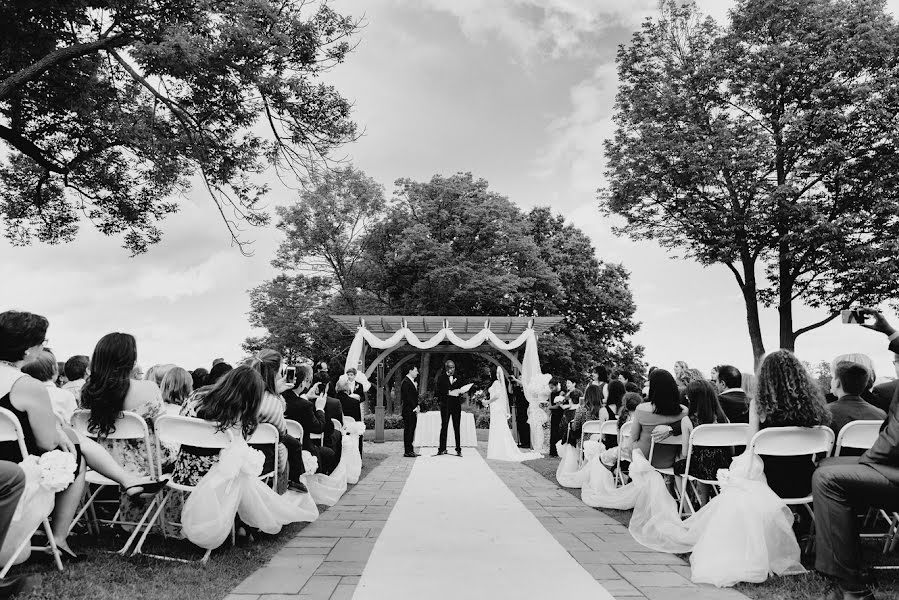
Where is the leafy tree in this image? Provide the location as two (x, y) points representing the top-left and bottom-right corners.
(601, 0), (899, 364)
(273, 166), (386, 311)
(0, 1), (359, 254)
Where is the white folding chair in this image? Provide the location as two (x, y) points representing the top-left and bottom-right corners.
(615, 421), (634, 486)
(68, 409), (163, 554)
(0, 408), (64, 575)
(285, 419), (304, 442)
(579, 420), (606, 463)
(246, 422), (280, 490)
(342, 416), (356, 428)
(332, 418), (344, 433)
(748, 426), (835, 552)
(677, 423), (750, 516)
(647, 432), (684, 503)
(131, 415), (234, 563)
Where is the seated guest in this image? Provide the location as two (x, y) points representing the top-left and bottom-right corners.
(630, 369), (687, 468)
(283, 366), (336, 475)
(825, 354), (879, 407)
(21, 350), (77, 425)
(602, 392), (645, 477)
(0, 462), (34, 596)
(605, 379), (626, 418)
(749, 349), (831, 499)
(145, 363), (176, 387)
(61, 354), (89, 402)
(870, 351), (898, 413)
(160, 366), (193, 408)
(828, 361), (886, 440)
(204, 361), (233, 388)
(565, 388), (597, 447)
(674, 379), (732, 506)
(248, 349), (305, 493)
(319, 373), (345, 464)
(0, 310), (85, 559)
(813, 308), (899, 600)
(715, 365), (749, 423)
(190, 368), (208, 393)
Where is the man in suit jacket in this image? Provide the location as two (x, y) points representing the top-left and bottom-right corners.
(313, 373), (344, 468)
(812, 308), (899, 600)
(337, 368), (366, 454)
(435, 360), (466, 456)
(714, 365), (749, 423)
(401, 365), (420, 457)
(283, 380), (338, 476)
(547, 379), (564, 457)
(871, 353), (899, 412)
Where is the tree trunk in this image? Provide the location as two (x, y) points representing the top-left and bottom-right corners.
(736, 255), (766, 368)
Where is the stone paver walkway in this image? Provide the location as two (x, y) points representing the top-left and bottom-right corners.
(224, 443), (413, 600)
(487, 452), (752, 600)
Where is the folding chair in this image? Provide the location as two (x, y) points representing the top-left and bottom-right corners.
(68, 409), (162, 554)
(0, 408), (64, 575)
(246, 423), (280, 490)
(677, 423), (750, 516)
(580, 420), (606, 463)
(131, 415), (234, 563)
(748, 426), (834, 552)
(332, 418), (344, 433)
(285, 419), (304, 442)
(648, 431), (684, 502)
(615, 421), (634, 486)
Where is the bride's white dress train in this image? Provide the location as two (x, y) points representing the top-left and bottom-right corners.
(578, 447), (805, 587)
(486, 371), (541, 462)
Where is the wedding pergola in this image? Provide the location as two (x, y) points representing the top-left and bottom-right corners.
(329, 315), (562, 442)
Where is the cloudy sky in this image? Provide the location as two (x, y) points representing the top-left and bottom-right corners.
(4, 0), (899, 380)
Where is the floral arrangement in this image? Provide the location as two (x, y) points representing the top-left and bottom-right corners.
(37, 450), (76, 492)
(470, 389), (489, 408)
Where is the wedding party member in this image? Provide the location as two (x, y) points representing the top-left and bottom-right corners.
(714, 365), (749, 423)
(631, 369), (687, 468)
(435, 360), (466, 456)
(811, 308), (899, 600)
(827, 361), (885, 439)
(511, 378), (531, 449)
(0, 310), (85, 560)
(749, 349), (831, 499)
(400, 365), (420, 458)
(486, 369), (541, 462)
(337, 368), (366, 455)
(547, 378), (564, 457)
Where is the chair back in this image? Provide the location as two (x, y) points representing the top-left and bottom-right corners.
(246, 422), (279, 446)
(0, 408), (29, 458)
(331, 418), (343, 432)
(835, 420), (882, 456)
(155, 415), (234, 450)
(285, 419), (304, 441)
(582, 420), (605, 436)
(598, 420), (618, 436)
(648, 433), (684, 464)
(342, 416), (356, 428)
(619, 421), (633, 443)
(689, 423), (750, 448)
(748, 426), (834, 458)
(71, 409), (157, 476)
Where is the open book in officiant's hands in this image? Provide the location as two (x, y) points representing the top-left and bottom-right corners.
(458, 383), (473, 394)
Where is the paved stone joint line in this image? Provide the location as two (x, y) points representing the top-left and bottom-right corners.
(486, 454), (752, 600)
(224, 442), (414, 600)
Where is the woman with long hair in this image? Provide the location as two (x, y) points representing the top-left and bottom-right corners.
(605, 379), (626, 418)
(673, 379), (732, 506)
(750, 349), (830, 499)
(630, 369), (687, 468)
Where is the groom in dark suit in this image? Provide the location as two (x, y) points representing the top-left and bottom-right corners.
(401, 364), (420, 457)
(435, 360), (466, 456)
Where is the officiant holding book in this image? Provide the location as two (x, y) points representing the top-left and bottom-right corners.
(435, 360), (470, 456)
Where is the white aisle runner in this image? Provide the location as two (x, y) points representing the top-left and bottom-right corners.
(354, 449), (615, 600)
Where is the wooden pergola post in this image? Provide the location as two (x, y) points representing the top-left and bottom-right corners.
(375, 362), (385, 443)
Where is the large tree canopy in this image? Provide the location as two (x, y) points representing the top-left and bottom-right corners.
(601, 0), (899, 362)
(0, 0), (358, 254)
(249, 169), (645, 384)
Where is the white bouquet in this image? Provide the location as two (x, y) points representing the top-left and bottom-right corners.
(470, 389), (488, 408)
(37, 450), (76, 492)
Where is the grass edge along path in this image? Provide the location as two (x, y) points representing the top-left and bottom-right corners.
(8, 448), (389, 600)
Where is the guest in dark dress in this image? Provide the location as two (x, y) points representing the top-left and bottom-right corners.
(566, 387), (601, 447)
(750, 350), (831, 499)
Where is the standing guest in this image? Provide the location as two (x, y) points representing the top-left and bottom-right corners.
(435, 361), (467, 457)
(511, 377), (531, 449)
(547, 378), (565, 457)
(205, 361), (232, 388)
(630, 369), (688, 468)
(160, 367), (193, 409)
(401, 365), (420, 458)
(248, 349), (305, 493)
(811, 308), (899, 600)
(715, 365), (749, 423)
(587, 365), (610, 401)
(673, 380), (732, 506)
(62, 354), (89, 402)
(20, 350), (77, 425)
(616, 369), (635, 387)
(827, 361), (886, 439)
(0, 310), (85, 560)
(337, 368), (366, 454)
(190, 368), (208, 391)
(558, 388), (582, 448)
(749, 350), (831, 499)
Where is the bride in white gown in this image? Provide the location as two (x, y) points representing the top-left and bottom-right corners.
(487, 368), (542, 462)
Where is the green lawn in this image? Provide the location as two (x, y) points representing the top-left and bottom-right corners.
(523, 455), (899, 600)
(9, 452), (389, 600)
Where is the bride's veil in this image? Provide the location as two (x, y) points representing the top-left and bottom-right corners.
(495, 367), (510, 418)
